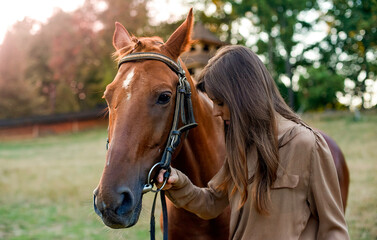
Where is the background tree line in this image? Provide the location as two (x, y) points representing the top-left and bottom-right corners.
(0, 0), (376, 119)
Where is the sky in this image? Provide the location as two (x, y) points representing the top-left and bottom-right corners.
(0, 0), (189, 44)
(0, 0), (85, 44)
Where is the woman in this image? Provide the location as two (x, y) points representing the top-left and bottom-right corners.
(157, 45), (349, 239)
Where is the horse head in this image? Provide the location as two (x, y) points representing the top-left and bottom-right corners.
(93, 9), (195, 228)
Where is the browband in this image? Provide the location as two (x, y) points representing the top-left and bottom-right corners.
(118, 52), (185, 76)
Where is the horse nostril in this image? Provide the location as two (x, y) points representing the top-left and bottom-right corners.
(93, 195), (103, 217)
(116, 189), (134, 216)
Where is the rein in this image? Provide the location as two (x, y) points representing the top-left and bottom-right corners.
(112, 52), (198, 240)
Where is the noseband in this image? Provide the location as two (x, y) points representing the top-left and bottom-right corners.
(111, 52), (198, 240)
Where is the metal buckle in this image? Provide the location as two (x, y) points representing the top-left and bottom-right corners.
(142, 162), (171, 194)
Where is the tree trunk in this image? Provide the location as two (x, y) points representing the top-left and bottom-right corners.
(49, 82), (56, 114)
(285, 55), (294, 109)
(268, 35), (275, 78)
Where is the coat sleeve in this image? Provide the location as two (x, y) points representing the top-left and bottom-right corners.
(165, 166), (229, 220)
(308, 132), (350, 240)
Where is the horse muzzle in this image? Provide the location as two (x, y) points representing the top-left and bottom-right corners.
(93, 186), (141, 228)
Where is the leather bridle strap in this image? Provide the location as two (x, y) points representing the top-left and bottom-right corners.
(118, 52), (185, 76)
(116, 52), (198, 240)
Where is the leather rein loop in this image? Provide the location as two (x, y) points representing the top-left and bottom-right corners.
(114, 52), (198, 240)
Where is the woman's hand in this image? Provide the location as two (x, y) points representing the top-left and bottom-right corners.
(156, 168), (179, 190)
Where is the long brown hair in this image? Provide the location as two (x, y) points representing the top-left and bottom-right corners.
(197, 45), (303, 214)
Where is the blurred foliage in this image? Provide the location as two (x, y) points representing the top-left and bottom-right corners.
(0, 18), (45, 118)
(0, 0), (150, 119)
(316, 0), (377, 109)
(193, 0), (319, 109)
(192, 0), (377, 111)
(0, 0), (376, 119)
(298, 65), (345, 111)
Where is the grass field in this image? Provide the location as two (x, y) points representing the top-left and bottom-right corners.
(0, 111), (376, 239)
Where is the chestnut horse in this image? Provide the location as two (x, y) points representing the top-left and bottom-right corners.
(93, 9), (229, 239)
(93, 9), (349, 239)
(321, 133), (349, 210)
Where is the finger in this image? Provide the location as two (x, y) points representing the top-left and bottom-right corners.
(167, 174), (175, 183)
(157, 169), (166, 183)
(167, 170), (178, 184)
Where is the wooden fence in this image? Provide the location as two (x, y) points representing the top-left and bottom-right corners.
(0, 109), (108, 140)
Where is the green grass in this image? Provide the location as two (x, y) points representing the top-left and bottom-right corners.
(0, 111), (376, 239)
(0, 128), (162, 240)
(303, 110), (377, 240)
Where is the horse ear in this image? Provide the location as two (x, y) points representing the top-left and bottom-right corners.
(163, 8), (194, 59)
(113, 22), (132, 50)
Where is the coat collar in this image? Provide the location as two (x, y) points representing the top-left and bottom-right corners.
(276, 113), (302, 148)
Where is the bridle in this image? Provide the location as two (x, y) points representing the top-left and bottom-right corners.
(108, 52), (198, 240)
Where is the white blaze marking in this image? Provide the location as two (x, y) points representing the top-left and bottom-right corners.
(123, 68), (135, 91)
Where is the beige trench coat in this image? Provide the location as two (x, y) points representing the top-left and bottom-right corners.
(166, 115), (349, 239)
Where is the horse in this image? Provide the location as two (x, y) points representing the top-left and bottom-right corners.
(93, 9), (349, 239)
(321, 132), (349, 211)
(93, 9), (230, 239)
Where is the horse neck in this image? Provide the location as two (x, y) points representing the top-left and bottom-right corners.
(173, 77), (226, 187)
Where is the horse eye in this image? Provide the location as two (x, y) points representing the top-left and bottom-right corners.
(157, 92), (171, 104)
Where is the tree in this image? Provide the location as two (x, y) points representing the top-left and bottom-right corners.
(193, 0), (319, 110)
(0, 0), (153, 119)
(0, 18), (44, 118)
(298, 65), (345, 111)
(318, 0), (377, 109)
(27, 3), (105, 114)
